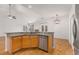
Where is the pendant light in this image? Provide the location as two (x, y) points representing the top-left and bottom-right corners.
(54, 14), (60, 24)
(8, 4), (16, 20)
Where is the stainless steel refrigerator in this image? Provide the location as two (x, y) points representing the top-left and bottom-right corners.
(73, 4), (79, 55)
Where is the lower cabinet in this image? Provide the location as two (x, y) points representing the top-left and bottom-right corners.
(11, 35), (51, 53)
(31, 36), (39, 47)
(22, 35), (39, 48)
(22, 36), (31, 48)
(11, 35), (39, 53)
(11, 36), (22, 53)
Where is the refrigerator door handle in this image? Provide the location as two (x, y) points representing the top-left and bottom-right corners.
(73, 19), (77, 41)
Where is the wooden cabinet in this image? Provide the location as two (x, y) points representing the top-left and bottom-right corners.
(22, 36), (31, 48)
(48, 35), (53, 53)
(11, 35), (39, 53)
(10, 34), (53, 54)
(22, 35), (38, 48)
(11, 36), (22, 53)
(31, 36), (38, 47)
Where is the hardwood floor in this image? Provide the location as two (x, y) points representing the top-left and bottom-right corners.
(0, 37), (5, 54)
(14, 48), (49, 55)
(52, 38), (73, 55)
(0, 37), (74, 55)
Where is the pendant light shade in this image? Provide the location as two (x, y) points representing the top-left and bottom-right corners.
(8, 4), (16, 20)
(54, 14), (60, 24)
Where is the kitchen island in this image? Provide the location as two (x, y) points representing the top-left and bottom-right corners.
(6, 32), (54, 54)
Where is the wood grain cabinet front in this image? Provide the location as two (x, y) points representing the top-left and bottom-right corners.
(22, 35), (38, 48)
(10, 35), (53, 54)
(11, 36), (22, 53)
(22, 36), (31, 48)
(31, 36), (39, 48)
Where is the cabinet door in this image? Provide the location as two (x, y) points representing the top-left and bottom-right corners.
(22, 36), (31, 48)
(31, 36), (38, 47)
(12, 36), (21, 53)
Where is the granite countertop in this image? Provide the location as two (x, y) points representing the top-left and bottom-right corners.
(6, 32), (54, 37)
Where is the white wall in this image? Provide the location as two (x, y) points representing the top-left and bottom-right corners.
(54, 16), (70, 39)
(0, 5), (40, 36)
(0, 19), (4, 36)
(34, 15), (69, 39)
(32, 4), (72, 40)
(68, 5), (75, 49)
(0, 11), (8, 36)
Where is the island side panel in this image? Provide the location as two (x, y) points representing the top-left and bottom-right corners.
(48, 34), (54, 53)
(7, 36), (12, 54)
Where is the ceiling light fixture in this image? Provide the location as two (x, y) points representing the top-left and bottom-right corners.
(8, 4), (16, 20)
(54, 14), (60, 24)
(28, 5), (32, 8)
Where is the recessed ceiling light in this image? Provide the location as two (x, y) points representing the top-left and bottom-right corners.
(28, 5), (32, 8)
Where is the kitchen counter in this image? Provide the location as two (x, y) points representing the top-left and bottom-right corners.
(6, 32), (54, 54)
(6, 32), (54, 37)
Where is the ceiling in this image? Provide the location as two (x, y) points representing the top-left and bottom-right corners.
(0, 4), (73, 24)
(0, 4), (73, 17)
(22, 4), (73, 17)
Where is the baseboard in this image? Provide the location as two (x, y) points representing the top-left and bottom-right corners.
(38, 48), (48, 52)
(54, 38), (68, 40)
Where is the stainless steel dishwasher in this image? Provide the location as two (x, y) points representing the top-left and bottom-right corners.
(39, 35), (48, 51)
